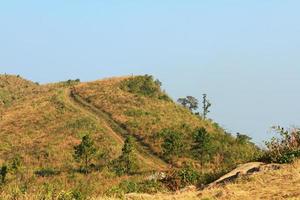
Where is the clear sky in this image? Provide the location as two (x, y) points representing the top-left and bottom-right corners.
(1, 1), (299, 145)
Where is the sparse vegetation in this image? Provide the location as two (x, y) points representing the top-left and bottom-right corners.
(0, 74), (262, 198)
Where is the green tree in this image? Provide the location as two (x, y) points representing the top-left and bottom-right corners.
(177, 96), (199, 112)
(161, 129), (185, 160)
(236, 133), (252, 144)
(114, 136), (138, 175)
(73, 135), (97, 173)
(192, 128), (214, 166)
(202, 94), (211, 119)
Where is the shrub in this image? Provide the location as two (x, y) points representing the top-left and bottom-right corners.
(35, 168), (60, 177)
(162, 165), (200, 191)
(264, 126), (300, 164)
(0, 165), (8, 184)
(121, 75), (170, 100)
(10, 155), (22, 174)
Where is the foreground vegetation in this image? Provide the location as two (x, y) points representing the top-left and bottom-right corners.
(0, 74), (281, 199)
(119, 159), (300, 200)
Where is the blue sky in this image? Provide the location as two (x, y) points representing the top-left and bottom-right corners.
(1, 1), (299, 145)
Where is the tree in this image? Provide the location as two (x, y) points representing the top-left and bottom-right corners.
(202, 94), (211, 119)
(177, 98), (189, 108)
(191, 128), (214, 166)
(161, 129), (185, 160)
(114, 136), (138, 175)
(177, 96), (199, 112)
(236, 133), (252, 144)
(73, 135), (97, 173)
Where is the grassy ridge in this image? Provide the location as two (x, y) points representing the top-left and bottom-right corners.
(73, 76), (214, 156)
(73, 76), (259, 169)
(0, 74), (259, 198)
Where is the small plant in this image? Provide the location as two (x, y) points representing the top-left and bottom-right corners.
(73, 135), (97, 173)
(0, 165), (8, 184)
(10, 155), (22, 174)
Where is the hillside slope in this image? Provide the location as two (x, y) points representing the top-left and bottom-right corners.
(0, 74), (259, 198)
(122, 160), (300, 200)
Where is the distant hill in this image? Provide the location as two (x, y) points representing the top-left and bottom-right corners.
(0, 74), (259, 198)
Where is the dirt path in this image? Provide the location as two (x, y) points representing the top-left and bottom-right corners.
(63, 88), (168, 171)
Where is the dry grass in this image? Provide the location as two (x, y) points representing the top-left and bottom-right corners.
(0, 75), (174, 197)
(117, 160), (300, 200)
(0, 75), (260, 198)
(73, 77), (215, 155)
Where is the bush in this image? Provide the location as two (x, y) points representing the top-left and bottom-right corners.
(121, 75), (170, 100)
(0, 165), (8, 184)
(263, 126), (300, 164)
(162, 165), (200, 191)
(35, 168), (60, 177)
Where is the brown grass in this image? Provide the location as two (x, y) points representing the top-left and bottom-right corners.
(73, 77), (215, 156)
(116, 160), (300, 200)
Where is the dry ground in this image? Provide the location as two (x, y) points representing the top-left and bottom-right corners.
(100, 160), (300, 200)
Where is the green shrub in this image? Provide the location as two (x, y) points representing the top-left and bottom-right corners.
(0, 165), (8, 184)
(162, 165), (200, 191)
(121, 75), (170, 101)
(35, 167), (60, 177)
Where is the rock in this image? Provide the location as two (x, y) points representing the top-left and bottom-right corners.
(208, 162), (264, 187)
(208, 162), (282, 188)
(146, 172), (167, 181)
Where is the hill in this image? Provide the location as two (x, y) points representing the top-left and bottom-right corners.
(0, 74), (259, 199)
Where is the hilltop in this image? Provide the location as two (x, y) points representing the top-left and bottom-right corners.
(0, 74), (259, 199)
